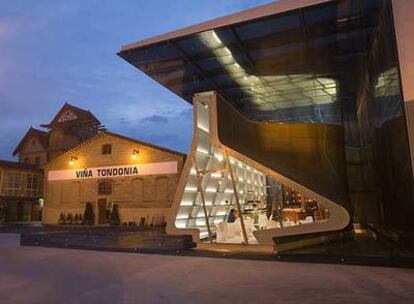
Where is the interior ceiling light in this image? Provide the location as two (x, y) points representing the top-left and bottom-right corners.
(198, 30), (337, 111)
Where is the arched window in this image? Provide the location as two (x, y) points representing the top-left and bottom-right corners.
(98, 180), (113, 195)
(132, 178), (144, 205)
(155, 176), (168, 202)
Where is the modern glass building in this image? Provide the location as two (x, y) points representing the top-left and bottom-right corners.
(119, 0), (414, 250)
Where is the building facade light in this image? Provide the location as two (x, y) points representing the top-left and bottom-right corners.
(68, 156), (78, 166)
(131, 149), (139, 160)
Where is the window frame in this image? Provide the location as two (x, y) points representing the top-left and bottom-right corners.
(26, 174), (41, 197)
(98, 179), (113, 195)
(101, 144), (112, 155)
(2, 173), (22, 196)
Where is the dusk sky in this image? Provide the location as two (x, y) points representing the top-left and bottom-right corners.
(0, 0), (273, 160)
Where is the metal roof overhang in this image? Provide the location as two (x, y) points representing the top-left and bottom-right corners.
(118, 0), (392, 122)
(120, 0), (332, 51)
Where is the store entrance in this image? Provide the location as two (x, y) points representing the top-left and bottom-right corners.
(16, 201), (24, 221)
(97, 199), (107, 225)
(30, 202), (42, 221)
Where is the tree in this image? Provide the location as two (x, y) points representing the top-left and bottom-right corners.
(109, 204), (120, 226)
(67, 213), (73, 225)
(83, 203), (95, 225)
(58, 212), (66, 225)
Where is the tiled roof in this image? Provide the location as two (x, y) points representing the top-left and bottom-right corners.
(44, 130), (187, 167)
(102, 131), (187, 158)
(41, 102), (101, 128)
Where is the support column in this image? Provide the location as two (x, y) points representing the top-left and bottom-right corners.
(193, 157), (213, 243)
(225, 152), (249, 245)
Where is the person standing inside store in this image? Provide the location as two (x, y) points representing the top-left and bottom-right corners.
(227, 208), (237, 223)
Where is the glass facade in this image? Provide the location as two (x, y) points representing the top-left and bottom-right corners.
(359, 2), (414, 232)
(120, 0), (414, 249)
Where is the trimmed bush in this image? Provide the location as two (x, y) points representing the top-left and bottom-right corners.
(58, 212), (66, 225)
(67, 213), (73, 225)
(83, 203), (95, 225)
(109, 204), (120, 226)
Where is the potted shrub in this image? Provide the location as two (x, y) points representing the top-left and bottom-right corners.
(67, 213), (73, 225)
(83, 202), (95, 225)
(109, 204), (120, 226)
(74, 213), (79, 225)
(58, 212), (66, 225)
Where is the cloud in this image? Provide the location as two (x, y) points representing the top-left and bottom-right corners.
(106, 103), (193, 154)
(178, 108), (193, 119)
(0, 0), (274, 159)
(135, 108), (191, 125)
(139, 115), (168, 123)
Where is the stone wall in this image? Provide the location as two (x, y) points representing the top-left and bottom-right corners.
(18, 137), (48, 166)
(43, 133), (185, 225)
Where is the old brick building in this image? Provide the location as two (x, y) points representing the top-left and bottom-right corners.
(2, 103), (186, 225)
(43, 131), (186, 225)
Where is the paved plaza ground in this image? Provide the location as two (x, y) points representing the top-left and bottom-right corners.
(1, 233), (414, 304)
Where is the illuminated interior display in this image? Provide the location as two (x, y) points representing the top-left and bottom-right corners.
(170, 92), (349, 245)
(175, 144), (267, 241)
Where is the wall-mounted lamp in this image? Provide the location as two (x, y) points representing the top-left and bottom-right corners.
(131, 149), (139, 160)
(68, 156), (78, 166)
